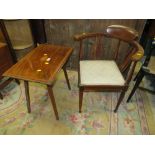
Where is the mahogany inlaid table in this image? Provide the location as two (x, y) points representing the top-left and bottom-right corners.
(3, 44), (73, 120)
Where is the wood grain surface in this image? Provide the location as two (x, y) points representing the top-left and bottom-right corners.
(3, 44), (73, 85)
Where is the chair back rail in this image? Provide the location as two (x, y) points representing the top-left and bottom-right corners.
(74, 25), (144, 84)
(104, 25), (138, 42)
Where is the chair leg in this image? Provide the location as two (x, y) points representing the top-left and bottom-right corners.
(63, 67), (71, 90)
(114, 90), (126, 113)
(133, 69), (141, 81)
(0, 92), (3, 100)
(79, 87), (83, 113)
(127, 72), (144, 103)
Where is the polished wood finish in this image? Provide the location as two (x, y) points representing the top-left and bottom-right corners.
(47, 85), (59, 120)
(105, 25), (138, 42)
(24, 81), (31, 113)
(3, 44), (73, 120)
(3, 44), (73, 85)
(74, 25), (144, 113)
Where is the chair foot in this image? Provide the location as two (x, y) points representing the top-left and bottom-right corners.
(114, 90), (126, 112)
(114, 109), (117, 113)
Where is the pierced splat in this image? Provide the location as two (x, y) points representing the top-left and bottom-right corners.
(74, 32), (104, 60)
(89, 36), (104, 59)
(114, 40), (121, 61)
(74, 25), (144, 113)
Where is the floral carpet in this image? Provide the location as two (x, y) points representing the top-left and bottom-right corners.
(0, 70), (155, 135)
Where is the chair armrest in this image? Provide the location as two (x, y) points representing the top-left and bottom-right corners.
(131, 41), (144, 61)
(74, 32), (104, 41)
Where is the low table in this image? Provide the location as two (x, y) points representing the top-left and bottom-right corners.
(3, 44), (73, 120)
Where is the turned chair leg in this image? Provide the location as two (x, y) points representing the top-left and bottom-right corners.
(114, 90), (126, 113)
(79, 87), (83, 113)
(63, 67), (71, 90)
(127, 72), (144, 102)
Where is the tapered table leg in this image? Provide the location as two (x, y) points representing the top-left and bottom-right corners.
(0, 92), (3, 99)
(47, 85), (59, 120)
(63, 67), (71, 90)
(24, 81), (31, 113)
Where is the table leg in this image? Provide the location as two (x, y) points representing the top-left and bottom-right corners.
(63, 66), (71, 90)
(24, 81), (31, 113)
(0, 92), (3, 99)
(47, 85), (59, 120)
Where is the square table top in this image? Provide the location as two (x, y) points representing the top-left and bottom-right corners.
(3, 44), (73, 85)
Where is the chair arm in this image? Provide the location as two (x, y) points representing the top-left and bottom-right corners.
(74, 32), (104, 41)
(131, 41), (144, 61)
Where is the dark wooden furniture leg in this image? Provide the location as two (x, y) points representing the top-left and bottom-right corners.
(47, 85), (59, 120)
(0, 92), (3, 99)
(79, 87), (83, 113)
(114, 90), (126, 112)
(24, 80), (31, 113)
(15, 79), (20, 85)
(63, 66), (71, 90)
(133, 69), (142, 81)
(127, 71), (145, 102)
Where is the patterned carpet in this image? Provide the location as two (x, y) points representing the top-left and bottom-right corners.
(0, 70), (155, 135)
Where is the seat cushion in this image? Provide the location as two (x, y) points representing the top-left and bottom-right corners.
(80, 60), (125, 86)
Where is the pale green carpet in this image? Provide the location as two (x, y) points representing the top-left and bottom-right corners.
(0, 70), (155, 135)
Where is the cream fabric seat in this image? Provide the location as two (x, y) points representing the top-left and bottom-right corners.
(80, 60), (125, 86)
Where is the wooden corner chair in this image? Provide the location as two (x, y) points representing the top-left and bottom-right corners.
(74, 25), (144, 113)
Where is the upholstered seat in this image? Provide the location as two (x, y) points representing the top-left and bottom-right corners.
(74, 25), (144, 113)
(80, 60), (125, 86)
